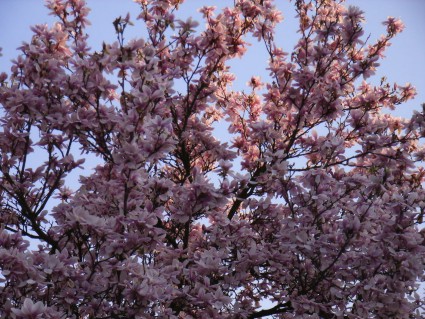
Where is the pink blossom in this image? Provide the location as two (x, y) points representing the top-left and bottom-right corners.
(11, 299), (46, 318)
(0, 0), (424, 318)
(345, 5), (364, 21)
(383, 16), (405, 35)
(247, 76), (263, 89)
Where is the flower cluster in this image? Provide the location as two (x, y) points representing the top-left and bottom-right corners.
(0, 0), (424, 318)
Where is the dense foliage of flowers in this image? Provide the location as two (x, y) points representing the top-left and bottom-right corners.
(1, 0), (424, 318)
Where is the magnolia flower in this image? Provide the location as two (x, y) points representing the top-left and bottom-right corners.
(248, 76), (263, 89)
(11, 299), (46, 318)
(383, 17), (405, 35)
(345, 5), (364, 21)
(177, 17), (199, 32)
(54, 186), (74, 202)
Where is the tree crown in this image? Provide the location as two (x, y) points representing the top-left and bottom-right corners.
(0, 0), (424, 318)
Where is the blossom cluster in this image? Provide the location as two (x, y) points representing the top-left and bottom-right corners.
(0, 0), (424, 318)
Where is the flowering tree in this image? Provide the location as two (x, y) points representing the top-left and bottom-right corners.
(1, 0), (424, 318)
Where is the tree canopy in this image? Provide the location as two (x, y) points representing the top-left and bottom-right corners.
(0, 0), (424, 318)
